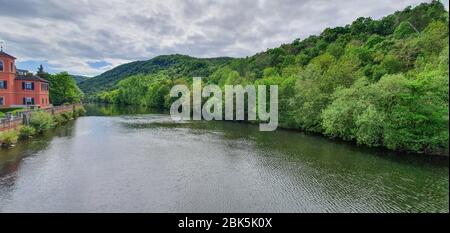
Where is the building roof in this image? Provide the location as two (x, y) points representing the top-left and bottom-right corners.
(15, 75), (49, 83)
(0, 51), (16, 59)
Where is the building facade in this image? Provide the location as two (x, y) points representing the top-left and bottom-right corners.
(0, 50), (50, 108)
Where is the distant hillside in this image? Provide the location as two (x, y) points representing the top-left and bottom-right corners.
(71, 75), (91, 84)
(79, 55), (234, 95)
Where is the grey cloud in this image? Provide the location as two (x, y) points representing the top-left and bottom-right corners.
(0, 0), (445, 76)
(123, 14), (183, 36)
(0, 0), (97, 21)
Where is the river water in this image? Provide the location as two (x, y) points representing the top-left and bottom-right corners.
(0, 104), (448, 213)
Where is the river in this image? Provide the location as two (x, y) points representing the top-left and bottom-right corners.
(0, 104), (448, 213)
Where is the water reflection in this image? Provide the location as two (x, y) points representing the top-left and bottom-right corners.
(0, 104), (447, 213)
(0, 122), (75, 176)
(112, 111), (449, 212)
(85, 103), (164, 116)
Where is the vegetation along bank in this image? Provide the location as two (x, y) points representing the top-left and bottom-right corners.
(0, 105), (86, 148)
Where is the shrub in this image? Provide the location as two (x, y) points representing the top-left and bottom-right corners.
(19, 125), (36, 139)
(0, 130), (19, 147)
(54, 114), (66, 125)
(61, 112), (73, 121)
(70, 107), (85, 118)
(30, 111), (55, 133)
(74, 107), (87, 117)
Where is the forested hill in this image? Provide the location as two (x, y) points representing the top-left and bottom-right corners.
(71, 75), (91, 84)
(81, 0), (448, 96)
(79, 55), (233, 94)
(89, 1), (449, 155)
(223, 0), (447, 78)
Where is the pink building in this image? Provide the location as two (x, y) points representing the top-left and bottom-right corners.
(0, 49), (50, 109)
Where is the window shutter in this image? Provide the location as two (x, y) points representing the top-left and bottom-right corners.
(31, 98), (35, 105)
(31, 82), (35, 90)
(4, 81), (6, 89)
(23, 98), (26, 105)
(22, 82), (25, 90)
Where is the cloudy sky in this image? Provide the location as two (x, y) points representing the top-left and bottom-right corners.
(0, 0), (447, 77)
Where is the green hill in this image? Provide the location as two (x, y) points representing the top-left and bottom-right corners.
(79, 54), (233, 95)
(71, 75), (92, 84)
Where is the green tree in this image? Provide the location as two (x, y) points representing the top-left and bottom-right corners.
(394, 21), (417, 39)
(47, 72), (84, 105)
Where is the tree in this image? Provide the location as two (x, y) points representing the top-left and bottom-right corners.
(47, 72), (84, 105)
(394, 21), (417, 39)
(381, 54), (404, 74)
(37, 64), (48, 78)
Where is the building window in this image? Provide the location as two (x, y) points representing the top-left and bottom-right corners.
(23, 97), (34, 105)
(23, 82), (34, 90)
(41, 83), (49, 91)
(0, 61), (3, 72)
(0, 80), (7, 89)
(0, 97), (4, 106)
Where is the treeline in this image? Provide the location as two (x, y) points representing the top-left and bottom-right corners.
(92, 1), (449, 155)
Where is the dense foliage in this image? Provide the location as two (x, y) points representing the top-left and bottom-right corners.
(45, 72), (84, 105)
(89, 1), (449, 155)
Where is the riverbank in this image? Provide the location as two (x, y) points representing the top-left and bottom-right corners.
(0, 104), (86, 147)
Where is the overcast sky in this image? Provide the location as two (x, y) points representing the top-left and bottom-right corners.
(0, 0), (448, 77)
